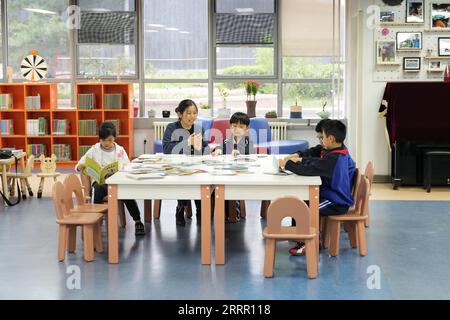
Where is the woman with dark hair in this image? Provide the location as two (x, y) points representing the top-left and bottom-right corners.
(162, 99), (210, 226)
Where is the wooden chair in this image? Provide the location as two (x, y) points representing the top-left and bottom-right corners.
(262, 196), (318, 279)
(6, 155), (34, 199)
(341, 168), (361, 235)
(364, 161), (374, 227)
(37, 154), (61, 199)
(64, 174), (108, 214)
(52, 181), (103, 262)
(326, 176), (370, 257)
(79, 173), (126, 227)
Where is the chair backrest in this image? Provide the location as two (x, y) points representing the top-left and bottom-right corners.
(64, 174), (85, 208)
(364, 161), (374, 191)
(249, 118), (271, 145)
(208, 119), (230, 144)
(23, 155), (35, 175)
(354, 176), (370, 217)
(52, 181), (70, 221)
(80, 173), (92, 203)
(266, 196), (311, 235)
(351, 168), (361, 201)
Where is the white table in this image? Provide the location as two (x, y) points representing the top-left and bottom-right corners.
(106, 155), (321, 264)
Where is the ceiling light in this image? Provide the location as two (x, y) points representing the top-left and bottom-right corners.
(23, 8), (57, 15)
(148, 24), (165, 28)
(236, 8), (254, 13)
(165, 27), (179, 31)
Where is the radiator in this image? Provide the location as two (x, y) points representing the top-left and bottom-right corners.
(269, 122), (288, 140)
(153, 122), (168, 140)
(153, 121), (288, 141)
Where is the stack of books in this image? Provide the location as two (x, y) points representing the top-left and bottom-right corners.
(26, 118), (48, 136)
(0, 94), (13, 110)
(52, 119), (69, 135)
(78, 94), (96, 110)
(104, 93), (122, 109)
(104, 119), (120, 135)
(78, 120), (97, 136)
(27, 144), (47, 157)
(79, 145), (91, 158)
(25, 95), (41, 110)
(0, 119), (14, 135)
(53, 144), (72, 161)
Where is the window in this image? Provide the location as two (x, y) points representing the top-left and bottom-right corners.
(214, 0), (276, 78)
(281, 0), (345, 118)
(144, 0), (208, 79)
(7, 0), (71, 79)
(57, 83), (71, 108)
(77, 0), (137, 78)
(145, 83), (209, 118)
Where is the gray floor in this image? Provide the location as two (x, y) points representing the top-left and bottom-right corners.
(0, 197), (449, 299)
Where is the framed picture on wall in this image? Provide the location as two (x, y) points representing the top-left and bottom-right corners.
(376, 41), (397, 64)
(438, 37), (450, 56)
(431, 3), (450, 28)
(403, 57), (421, 71)
(406, 0), (425, 23)
(429, 60), (443, 71)
(397, 32), (422, 50)
(380, 11), (395, 22)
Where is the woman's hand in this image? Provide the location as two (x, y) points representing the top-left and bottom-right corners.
(192, 133), (203, 151)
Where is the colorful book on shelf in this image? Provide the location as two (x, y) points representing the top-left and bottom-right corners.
(104, 93), (123, 109)
(25, 95), (41, 110)
(0, 120), (14, 135)
(79, 145), (91, 158)
(27, 144), (47, 157)
(0, 94), (14, 110)
(26, 118), (48, 136)
(53, 144), (72, 161)
(84, 157), (118, 185)
(52, 119), (69, 135)
(78, 93), (96, 110)
(78, 120), (97, 136)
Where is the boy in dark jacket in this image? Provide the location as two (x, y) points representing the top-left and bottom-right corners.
(278, 120), (356, 255)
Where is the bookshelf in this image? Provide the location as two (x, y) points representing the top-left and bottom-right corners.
(0, 82), (134, 168)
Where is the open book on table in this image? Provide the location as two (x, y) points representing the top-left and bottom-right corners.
(83, 157), (118, 185)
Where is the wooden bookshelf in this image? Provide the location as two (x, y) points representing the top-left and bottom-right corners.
(0, 82), (134, 168)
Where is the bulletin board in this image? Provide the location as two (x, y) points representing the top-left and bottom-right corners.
(373, 0), (450, 82)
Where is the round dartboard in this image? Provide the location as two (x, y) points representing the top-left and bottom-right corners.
(21, 51), (47, 81)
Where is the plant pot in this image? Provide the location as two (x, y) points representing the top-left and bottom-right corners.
(317, 111), (331, 119)
(246, 101), (257, 118)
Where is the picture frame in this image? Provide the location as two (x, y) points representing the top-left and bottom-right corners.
(429, 60), (443, 71)
(380, 11), (395, 23)
(406, 0), (425, 23)
(431, 3), (450, 28)
(376, 40), (397, 64)
(403, 57), (421, 70)
(396, 32), (422, 50)
(438, 37), (450, 56)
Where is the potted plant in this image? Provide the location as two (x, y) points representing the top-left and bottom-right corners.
(217, 85), (231, 118)
(317, 97), (331, 119)
(244, 80), (260, 118)
(265, 110), (277, 119)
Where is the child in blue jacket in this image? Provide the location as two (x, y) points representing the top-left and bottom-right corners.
(278, 120), (356, 255)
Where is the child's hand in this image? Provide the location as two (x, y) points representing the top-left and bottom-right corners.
(213, 149), (223, 156)
(77, 164), (85, 172)
(192, 133), (203, 151)
(231, 149), (240, 157)
(278, 159), (287, 169)
(284, 154), (300, 162)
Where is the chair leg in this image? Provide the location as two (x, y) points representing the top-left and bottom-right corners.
(185, 202), (193, 219)
(239, 200), (246, 219)
(260, 200), (270, 219)
(9, 178), (15, 197)
(347, 222), (358, 249)
(67, 226), (77, 253)
(118, 200), (126, 227)
(20, 178), (27, 199)
(144, 200), (152, 223)
(94, 222), (103, 253)
(357, 221), (367, 256)
(365, 207), (370, 228)
(58, 225), (68, 261)
(228, 200), (238, 223)
(25, 178), (33, 197)
(305, 239), (318, 279)
(83, 225), (95, 262)
(264, 239), (276, 278)
(329, 220), (341, 257)
(153, 200), (162, 220)
(37, 177), (45, 198)
(322, 217), (330, 249)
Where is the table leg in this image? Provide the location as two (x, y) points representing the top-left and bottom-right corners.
(144, 200), (152, 223)
(214, 185), (225, 265)
(108, 184), (119, 264)
(1, 165), (9, 205)
(309, 185), (320, 259)
(201, 185), (211, 265)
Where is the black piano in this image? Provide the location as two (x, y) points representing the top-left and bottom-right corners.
(379, 82), (450, 189)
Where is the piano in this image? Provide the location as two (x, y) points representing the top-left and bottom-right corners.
(379, 82), (450, 189)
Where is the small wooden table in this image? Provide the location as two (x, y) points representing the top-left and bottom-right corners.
(0, 152), (25, 206)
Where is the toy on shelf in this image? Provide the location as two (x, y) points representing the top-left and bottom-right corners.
(36, 154), (61, 199)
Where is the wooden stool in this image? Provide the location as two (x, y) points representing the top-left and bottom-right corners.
(262, 196), (318, 279)
(37, 172), (61, 198)
(6, 155), (35, 199)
